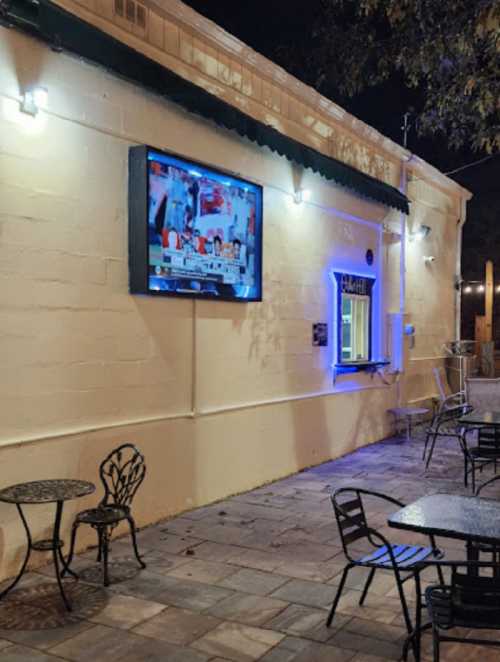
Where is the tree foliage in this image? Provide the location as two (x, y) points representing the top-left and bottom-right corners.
(281, 0), (499, 152)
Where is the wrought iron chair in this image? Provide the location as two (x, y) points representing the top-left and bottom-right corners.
(63, 443), (146, 586)
(328, 488), (443, 659)
(422, 404), (472, 470)
(425, 560), (500, 661)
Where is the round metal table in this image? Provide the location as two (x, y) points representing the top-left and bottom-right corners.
(0, 479), (95, 611)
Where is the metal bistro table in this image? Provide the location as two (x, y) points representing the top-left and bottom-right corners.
(459, 409), (500, 429)
(389, 493), (500, 558)
(0, 479), (95, 611)
(389, 494), (500, 661)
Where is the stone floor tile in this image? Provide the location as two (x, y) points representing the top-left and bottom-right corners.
(181, 542), (242, 563)
(88, 593), (166, 629)
(113, 572), (234, 611)
(328, 630), (402, 659)
(217, 568), (289, 596)
(226, 549), (283, 573)
(276, 558), (344, 583)
(269, 578), (334, 609)
(165, 559), (238, 584)
(277, 640), (355, 662)
(0, 646), (64, 662)
(140, 549), (192, 574)
(49, 624), (148, 660)
(206, 593), (289, 626)
(191, 622), (284, 661)
(0, 620), (92, 651)
(136, 530), (203, 554)
(266, 604), (327, 636)
(132, 607), (220, 645)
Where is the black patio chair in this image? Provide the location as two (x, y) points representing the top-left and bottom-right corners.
(63, 443), (146, 586)
(422, 404), (472, 470)
(461, 426), (500, 493)
(328, 488), (444, 659)
(425, 560), (500, 661)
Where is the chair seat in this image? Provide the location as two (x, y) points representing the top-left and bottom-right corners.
(426, 584), (500, 630)
(76, 504), (129, 525)
(359, 543), (436, 569)
(468, 447), (500, 459)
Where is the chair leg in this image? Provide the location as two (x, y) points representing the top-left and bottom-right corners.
(463, 454), (468, 487)
(326, 564), (351, 627)
(436, 563), (445, 586)
(359, 567), (376, 606)
(432, 626), (440, 662)
(414, 572), (422, 662)
(472, 459), (476, 493)
(101, 527), (110, 587)
(126, 515), (146, 569)
(425, 433), (438, 469)
(96, 528), (103, 563)
(61, 521), (80, 578)
(422, 431), (431, 461)
(393, 567), (417, 659)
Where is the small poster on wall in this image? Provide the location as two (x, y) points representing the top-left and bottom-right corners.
(312, 323), (328, 347)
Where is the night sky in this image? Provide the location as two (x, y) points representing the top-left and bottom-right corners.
(184, 0), (500, 342)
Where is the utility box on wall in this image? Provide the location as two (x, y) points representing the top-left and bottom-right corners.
(387, 312), (404, 373)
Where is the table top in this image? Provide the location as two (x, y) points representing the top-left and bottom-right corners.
(388, 494), (500, 546)
(0, 479), (95, 505)
(388, 407), (429, 417)
(459, 410), (500, 427)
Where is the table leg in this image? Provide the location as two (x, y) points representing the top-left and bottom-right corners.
(0, 504), (32, 601)
(52, 501), (72, 611)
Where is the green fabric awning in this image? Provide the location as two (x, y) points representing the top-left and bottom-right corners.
(9, 0), (409, 213)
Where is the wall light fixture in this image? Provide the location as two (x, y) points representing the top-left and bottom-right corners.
(293, 188), (311, 204)
(20, 87), (48, 116)
(409, 224), (432, 241)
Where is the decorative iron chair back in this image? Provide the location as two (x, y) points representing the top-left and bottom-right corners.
(99, 443), (146, 511)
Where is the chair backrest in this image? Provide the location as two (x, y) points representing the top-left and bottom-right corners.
(331, 488), (371, 561)
(431, 403), (472, 431)
(99, 443), (146, 510)
(466, 377), (500, 411)
(433, 367), (449, 402)
(451, 566), (500, 625)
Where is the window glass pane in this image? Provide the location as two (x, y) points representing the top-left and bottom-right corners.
(340, 294), (369, 362)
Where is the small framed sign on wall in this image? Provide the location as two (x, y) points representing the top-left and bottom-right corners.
(312, 323), (328, 347)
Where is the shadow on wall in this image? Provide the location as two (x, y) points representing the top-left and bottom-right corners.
(5, 31), (49, 100)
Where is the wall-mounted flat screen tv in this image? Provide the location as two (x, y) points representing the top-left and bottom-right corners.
(129, 145), (263, 302)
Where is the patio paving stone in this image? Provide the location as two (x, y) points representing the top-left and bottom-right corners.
(217, 568), (289, 596)
(0, 646), (63, 662)
(132, 606), (221, 645)
(165, 559), (239, 584)
(190, 621), (284, 661)
(3, 430), (498, 660)
(87, 593), (166, 629)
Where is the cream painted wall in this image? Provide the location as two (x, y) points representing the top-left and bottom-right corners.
(403, 177), (460, 404)
(0, 29), (401, 579)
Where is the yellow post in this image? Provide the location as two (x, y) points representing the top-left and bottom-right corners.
(485, 260), (494, 342)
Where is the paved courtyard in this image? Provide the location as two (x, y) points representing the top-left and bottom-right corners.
(1, 428), (499, 662)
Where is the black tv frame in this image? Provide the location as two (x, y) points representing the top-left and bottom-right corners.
(128, 145), (263, 302)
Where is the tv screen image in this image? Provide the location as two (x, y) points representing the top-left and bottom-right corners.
(129, 146), (263, 301)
